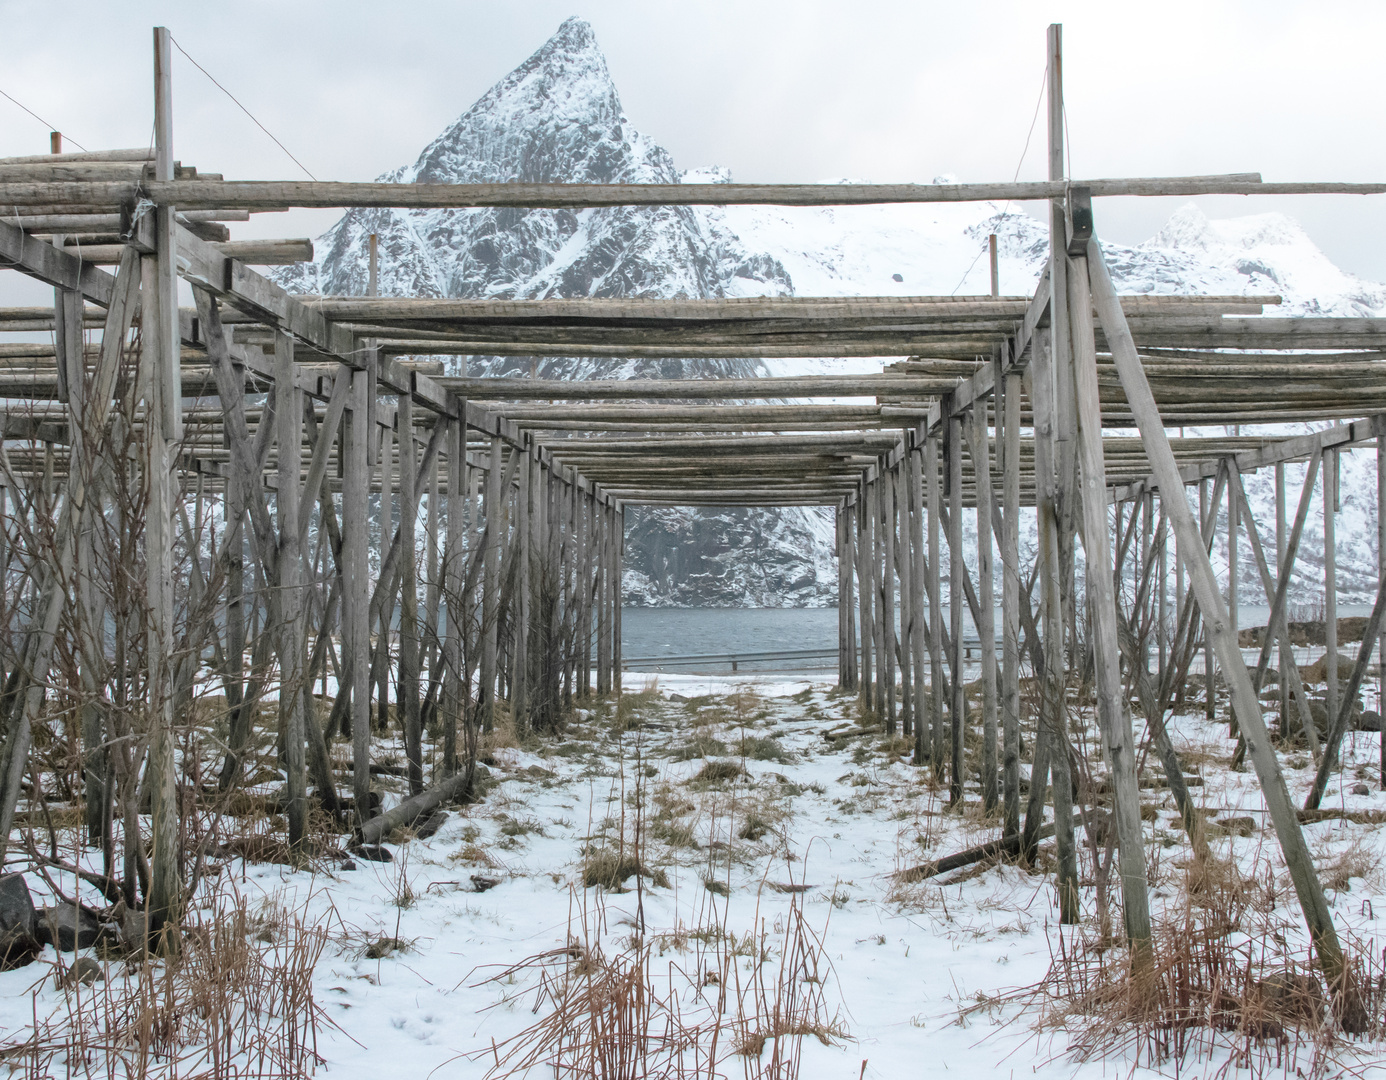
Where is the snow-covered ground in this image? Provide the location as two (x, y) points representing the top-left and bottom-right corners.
(5, 674), (1386, 1077)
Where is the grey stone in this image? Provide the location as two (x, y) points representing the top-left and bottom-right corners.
(57, 956), (103, 990)
(0, 875), (39, 970)
(37, 904), (106, 952)
(1352, 783), (1372, 796)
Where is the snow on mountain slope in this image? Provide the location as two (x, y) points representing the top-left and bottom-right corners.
(279, 17), (1386, 608)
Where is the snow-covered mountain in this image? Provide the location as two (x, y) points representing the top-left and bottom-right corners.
(280, 17), (1386, 608)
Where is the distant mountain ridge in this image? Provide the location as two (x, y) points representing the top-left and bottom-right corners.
(278, 17), (1386, 608)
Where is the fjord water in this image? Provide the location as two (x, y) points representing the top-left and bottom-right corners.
(621, 607), (840, 673)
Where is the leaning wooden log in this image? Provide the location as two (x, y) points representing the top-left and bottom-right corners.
(355, 763), (484, 847)
(894, 815), (1081, 882)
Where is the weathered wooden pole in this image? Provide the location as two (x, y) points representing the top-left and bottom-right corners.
(344, 365), (372, 820)
(397, 395), (423, 793)
(907, 447), (928, 750)
(1324, 449), (1338, 734)
(1068, 249), (1153, 972)
(376, 422), (396, 733)
(1379, 428), (1386, 787)
(597, 495), (612, 695)
(895, 464), (914, 736)
(855, 486), (874, 709)
(926, 433), (945, 774)
(1026, 322), (1079, 920)
(882, 467), (898, 731)
(480, 436), (503, 729)
(514, 445), (532, 721)
(274, 329), (309, 852)
(1000, 363), (1022, 838)
(1088, 230), (1348, 988)
(145, 26), (183, 942)
(970, 402), (999, 812)
(870, 480), (887, 718)
(836, 505), (849, 687)
(1200, 479), (1215, 720)
(1276, 460), (1289, 736)
(613, 501), (623, 693)
(1227, 463), (1240, 732)
(947, 412), (966, 805)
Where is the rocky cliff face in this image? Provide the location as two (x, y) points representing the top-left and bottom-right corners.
(280, 17), (1386, 608)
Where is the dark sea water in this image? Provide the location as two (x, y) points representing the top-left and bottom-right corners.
(621, 607), (839, 673)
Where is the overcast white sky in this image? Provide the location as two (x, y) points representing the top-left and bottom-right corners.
(3, 0), (1384, 293)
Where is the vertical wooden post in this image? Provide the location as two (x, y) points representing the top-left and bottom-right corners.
(1324, 449), (1338, 734)
(869, 482), (886, 718)
(1200, 479), (1215, 719)
(1227, 464), (1240, 732)
(273, 330), (308, 853)
(1001, 366), (1022, 838)
(480, 436), (503, 729)
(882, 469), (898, 732)
(514, 445), (532, 722)
(947, 413), (966, 805)
(1157, 506), (1168, 685)
(847, 501), (860, 690)
(1026, 323), (1080, 920)
(988, 233), (1000, 297)
(145, 26), (183, 941)
(397, 392), (422, 793)
(926, 434), (945, 775)
(971, 403), (999, 813)
(1088, 232), (1347, 987)
(344, 368), (371, 821)
(597, 497), (611, 695)
(1379, 432), (1386, 786)
(376, 422), (396, 732)
(1068, 251), (1153, 970)
(442, 406), (465, 771)
(836, 506), (848, 687)
(613, 501), (623, 694)
(907, 448), (929, 759)
(894, 469), (913, 734)
(1276, 461), (1289, 737)
(855, 487), (873, 708)
(424, 440), (441, 703)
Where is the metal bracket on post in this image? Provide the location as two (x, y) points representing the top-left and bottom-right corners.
(1066, 186), (1093, 257)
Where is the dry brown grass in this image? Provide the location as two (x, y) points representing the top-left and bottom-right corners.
(0, 884), (332, 1078)
(986, 853), (1386, 1074)
(472, 862), (848, 1080)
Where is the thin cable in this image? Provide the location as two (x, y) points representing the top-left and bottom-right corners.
(950, 61), (1049, 297)
(169, 34), (317, 180)
(0, 88), (88, 151)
